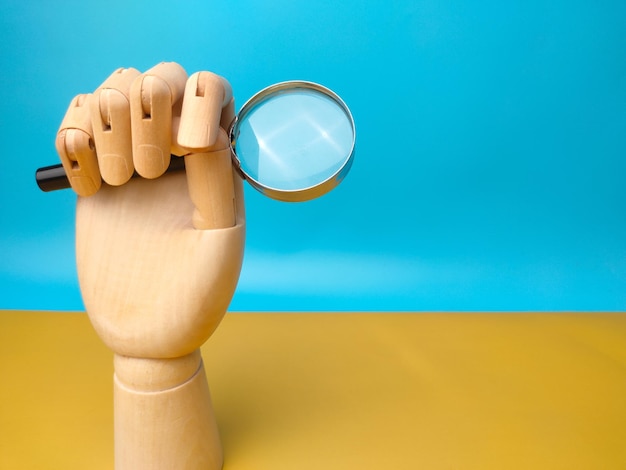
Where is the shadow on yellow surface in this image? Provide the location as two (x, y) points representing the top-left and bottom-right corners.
(1, 311), (625, 469)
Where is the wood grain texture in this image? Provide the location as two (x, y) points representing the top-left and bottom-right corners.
(76, 171), (245, 358)
(90, 67), (140, 186)
(114, 351), (223, 470)
(76, 169), (243, 469)
(129, 63), (188, 178)
(58, 63), (243, 469)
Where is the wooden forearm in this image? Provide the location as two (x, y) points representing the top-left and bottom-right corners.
(113, 350), (223, 470)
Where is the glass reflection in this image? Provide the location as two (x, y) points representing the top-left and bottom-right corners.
(235, 89), (354, 191)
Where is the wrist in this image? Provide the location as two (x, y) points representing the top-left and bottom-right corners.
(114, 349), (202, 392)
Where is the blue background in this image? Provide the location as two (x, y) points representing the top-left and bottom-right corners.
(1, 0), (625, 311)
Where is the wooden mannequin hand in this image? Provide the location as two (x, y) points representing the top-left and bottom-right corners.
(56, 62), (245, 358)
(56, 63), (245, 469)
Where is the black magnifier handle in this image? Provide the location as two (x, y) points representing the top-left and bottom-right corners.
(35, 156), (186, 192)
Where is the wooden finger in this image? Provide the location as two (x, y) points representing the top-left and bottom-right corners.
(129, 62), (188, 178)
(177, 72), (232, 152)
(90, 67), (141, 186)
(55, 94), (101, 196)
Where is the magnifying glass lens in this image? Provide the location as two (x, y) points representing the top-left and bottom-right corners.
(232, 82), (355, 201)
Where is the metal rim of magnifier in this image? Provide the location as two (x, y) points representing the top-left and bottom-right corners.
(228, 81), (356, 202)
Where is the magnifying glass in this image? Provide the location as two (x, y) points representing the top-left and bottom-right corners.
(36, 81), (355, 202)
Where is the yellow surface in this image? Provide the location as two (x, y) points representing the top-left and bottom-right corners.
(1, 311), (625, 469)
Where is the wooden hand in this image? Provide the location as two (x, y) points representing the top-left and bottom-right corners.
(56, 62), (245, 470)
